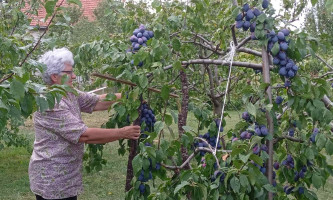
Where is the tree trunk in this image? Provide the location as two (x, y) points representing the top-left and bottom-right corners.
(125, 139), (137, 192)
(178, 70), (190, 169)
(125, 106), (141, 192)
(261, 47), (274, 200)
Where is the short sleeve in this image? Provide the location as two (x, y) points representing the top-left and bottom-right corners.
(35, 107), (88, 144)
(77, 90), (99, 113)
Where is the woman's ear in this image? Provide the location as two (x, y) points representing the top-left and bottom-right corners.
(50, 74), (59, 84)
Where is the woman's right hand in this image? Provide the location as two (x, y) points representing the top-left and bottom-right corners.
(121, 125), (141, 140)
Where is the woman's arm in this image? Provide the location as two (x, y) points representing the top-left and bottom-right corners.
(93, 93), (122, 111)
(78, 125), (140, 144)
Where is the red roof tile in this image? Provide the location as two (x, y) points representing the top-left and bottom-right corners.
(21, 0), (101, 27)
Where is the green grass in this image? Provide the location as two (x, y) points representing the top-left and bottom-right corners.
(1, 110), (333, 199)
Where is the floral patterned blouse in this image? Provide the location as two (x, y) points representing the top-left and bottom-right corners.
(29, 90), (99, 199)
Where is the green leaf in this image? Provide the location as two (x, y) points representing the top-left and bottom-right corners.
(326, 139), (333, 155)
(161, 85), (170, 100)
(142, 158), (151, 170)
(132, 155), (143, 174)
(114, 104), (126, 117)
(263, 184), (277, 192)
(172, 38), (181, 51)
(174, 181), (189, 194)
(239, 174), (249, 188)
(138, 75), (148, 89)
(249, 154), (263, 166)
(0, 99), (8, 111)
(164, 114), (173, 126)
(239, 153), (251, 163)
(35, 96), (49, 113)
(230, 176), (240, 193)
(10, 79), (25, 100)
(146, 147), (156, 158)
(271, 42), (280, 56)
(173, 60), (182, 70)
(154, 121), (164, 134)
(305, 148), (314, 160)
(182, 125), (194, 133)
(311, 0), (318, 6)
(45, 0), (57, 17)
(246, 103), (256, 118)
(312, 173), (322, 189)
(67, 0), (82, 7)
(316, 134), (326, 150)
(130, 110), (139, 121)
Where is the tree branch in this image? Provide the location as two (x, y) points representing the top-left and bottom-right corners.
(274, 136), (305, 144)
(315, 54), (333, 70)
(19, 0), (66, 68)
(231, 24), (238, 46)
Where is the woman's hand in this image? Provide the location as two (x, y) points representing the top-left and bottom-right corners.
(121, 125), (141, 140)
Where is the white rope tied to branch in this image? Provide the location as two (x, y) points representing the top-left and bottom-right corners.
(214, 41), (237, 155)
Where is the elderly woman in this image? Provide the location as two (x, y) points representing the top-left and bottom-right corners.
(29, 48), (140, 200)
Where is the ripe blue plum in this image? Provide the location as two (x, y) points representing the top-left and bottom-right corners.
(287, 70), (295, 78)
(235, 21), (243, 29)
(280, 42), (288, 50)
(242, 3), (250, 12)
(138, 38), (143, 44)
(284, 80), (291, 87)
(275, 96), (283, 104)
(262, 0), (269, 9)
(281, 28), (290, 36)
(130, 35), (138, 42)
(139, 183), (145, 194)
(277, 32), (285, 40)
(253, 145), (260, 154)
(260, 126), (268, 136)
(288, 129), (294, 137)
(273, 162), (279, 170)
(253, 8), (261, 16)
(271, 36), (278, 43)
(292, 65), (298, 71)
(273, 57), (280, 65)
(278, 51), (287, 60)
(251, 32), (257, 40)
(235, 13), (243, 21)
(246, 10), (255, 20)
(142, 36), (147, 43)
(278, 67), (287, 76)
(133, 29), (140, 35)
(148, 31), (154, 38)
(280, 59), (287, 66)
(250, 22), (256, 32)
(243, 21), (251, 31)
(286, 63), (293, 69)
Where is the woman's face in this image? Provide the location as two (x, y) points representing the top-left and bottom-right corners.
(51, 63), (76, 87)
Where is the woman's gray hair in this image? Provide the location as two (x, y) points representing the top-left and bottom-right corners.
(38, 47), (74, 84)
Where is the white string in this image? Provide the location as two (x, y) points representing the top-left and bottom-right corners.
(214, 41), (237, 155)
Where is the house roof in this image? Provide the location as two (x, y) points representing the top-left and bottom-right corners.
(21, 0), (101, 27)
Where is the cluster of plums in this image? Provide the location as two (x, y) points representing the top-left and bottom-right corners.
(140, 103), (156, 139)
(137, 159), (161, 194)
(127, 24), (154, 67)
(194, 119), (223, 156)
(234, 3), (262, 40)
(235, 2), (299, 81)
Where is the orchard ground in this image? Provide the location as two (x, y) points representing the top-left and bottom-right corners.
(1, 110), (333, 200)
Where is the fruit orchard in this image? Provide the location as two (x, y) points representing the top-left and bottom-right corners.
(1, 0), (333, 200)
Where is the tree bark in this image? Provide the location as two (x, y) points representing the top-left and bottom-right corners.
(178, 70), (190, 169)
(125, 106), (141, 192)
(261, 47), (274, 200)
